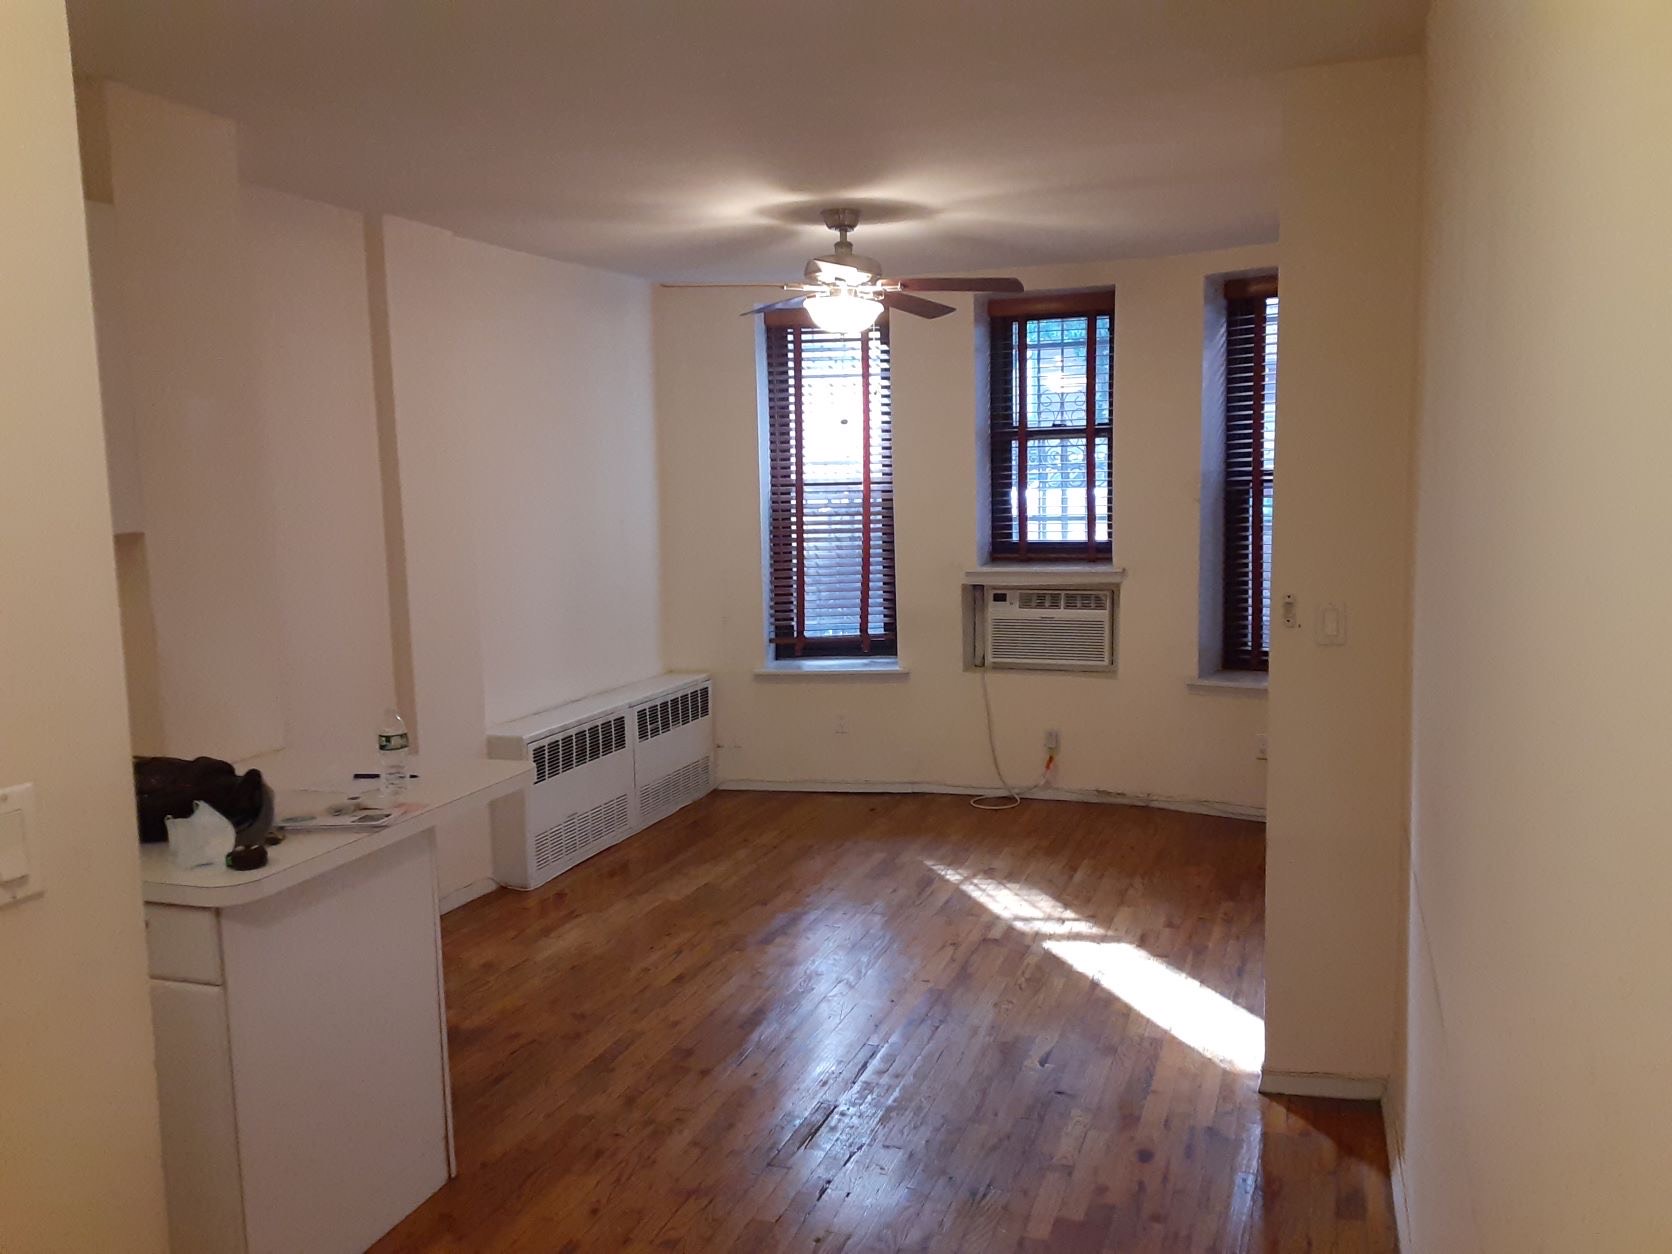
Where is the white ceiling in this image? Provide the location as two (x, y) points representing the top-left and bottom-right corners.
(66, 1), (1425, 282)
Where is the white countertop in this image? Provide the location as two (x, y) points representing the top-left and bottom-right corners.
(139, 754), (531, 908)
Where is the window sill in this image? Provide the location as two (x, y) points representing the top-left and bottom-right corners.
(1187, 671), (1268, 696)
(964, 564), (1127, 587)
(754, 657), (910, 681)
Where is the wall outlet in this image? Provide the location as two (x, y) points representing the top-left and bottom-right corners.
(1255, 733), (1268, 761)
(1043, 729), (1060, 752)
(834, 715), (848, 736)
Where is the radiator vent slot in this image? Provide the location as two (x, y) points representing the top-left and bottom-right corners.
(636, 684), (710, 742)
(639, 756), (712, 819)
(530, 714), (627, 785)
(532, 794), (630, 875)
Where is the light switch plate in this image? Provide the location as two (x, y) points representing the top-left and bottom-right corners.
(0, 783), (43, 907)
(1315, 604), (1348, 646)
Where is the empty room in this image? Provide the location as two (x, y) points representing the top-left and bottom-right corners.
(4, 2), (1670, 1251)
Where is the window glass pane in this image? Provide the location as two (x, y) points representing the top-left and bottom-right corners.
(1263, 297), (1279, 477)
(1022, 437), (1109, 544)
(1260, 296), (1278, 651)
(801, 341), (866, 639)
(1094, 435), (1110, 543)
(988, 301), (1113, 557)
(1219, 283), (1277, 669)
(765, 322), (896, 659)
(800, 344), (864, 481)
(1025, 317), (1089, 429)
(1094, 314), (1112, 426)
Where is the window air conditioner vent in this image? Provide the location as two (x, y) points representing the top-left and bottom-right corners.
(1013, 589), (1111, 612)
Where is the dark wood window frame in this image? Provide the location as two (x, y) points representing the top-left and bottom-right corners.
(1221, 273), (1279, 672)
(986, 290), (1116, 562)
(763, 310), (897, 660)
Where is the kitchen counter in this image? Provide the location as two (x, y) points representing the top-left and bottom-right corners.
(141, 752), (530, 1254)
(139, 754), (530, 906)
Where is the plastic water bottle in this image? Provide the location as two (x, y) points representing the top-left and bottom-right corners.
(378, 708), (410, 797)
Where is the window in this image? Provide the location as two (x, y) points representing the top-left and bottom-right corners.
(987, 291), (1115, 561)
(763, 312), (896, 660)
(1221, 275), (1279, 671)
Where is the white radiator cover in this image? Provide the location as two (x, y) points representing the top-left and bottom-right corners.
(630, 679), (713, 829)
(487, 673), (714, 890)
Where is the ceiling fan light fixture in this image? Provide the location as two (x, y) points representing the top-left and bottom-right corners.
(803, 289), (884, 334)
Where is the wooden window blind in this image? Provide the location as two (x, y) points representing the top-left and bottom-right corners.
(987, 291), (1115, 561)
(1222, 274), (1279, 672)
(764, 312), (897, 660)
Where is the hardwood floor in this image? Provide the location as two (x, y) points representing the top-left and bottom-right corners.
(374, 791), (1396, 1253)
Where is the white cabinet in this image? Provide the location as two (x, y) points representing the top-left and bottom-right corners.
(144, 836), (451, 1254)
(149, 978), (245, 1252)
(139, 756), (528, 1253)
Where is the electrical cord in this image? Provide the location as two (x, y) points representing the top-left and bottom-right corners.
(970, 667), (1053, 811)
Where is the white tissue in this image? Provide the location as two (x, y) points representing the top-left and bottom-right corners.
(165, 800), (237, 870)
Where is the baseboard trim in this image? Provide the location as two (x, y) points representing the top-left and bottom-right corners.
(716, 778), (1264, 822)
(1258, 1070), (1388, 1100)
(438, 877), (498, 914)
(1383, 1100), (1412, 1254)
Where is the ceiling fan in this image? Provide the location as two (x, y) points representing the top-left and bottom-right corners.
(742, 208), (1024, 333)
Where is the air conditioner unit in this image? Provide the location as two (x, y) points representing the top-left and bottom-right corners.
(486, 673), (714, 890)
(984, 588), (1116, 671)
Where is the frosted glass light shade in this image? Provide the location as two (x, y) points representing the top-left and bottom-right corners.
(804, 291), (884, 334)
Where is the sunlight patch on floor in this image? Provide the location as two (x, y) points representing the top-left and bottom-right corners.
(927, 861), (1265, 1074)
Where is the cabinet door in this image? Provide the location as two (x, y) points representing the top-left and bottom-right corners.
(220, 834), (449, 1254)
(151, 978), (247, 1253)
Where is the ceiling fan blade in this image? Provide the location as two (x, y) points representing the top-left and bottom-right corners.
(740, 296), (808, 316)
(883, 291), (957, 319)
(894, 277), (1026, 293)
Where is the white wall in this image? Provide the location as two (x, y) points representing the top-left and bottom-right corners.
(374, 217), (661, 895)
(84, 200), (144, 535)
(1397, 4), (1672, 1250)
(245, 186), (398, 760)
(1261, 57), (1422, 1088)
(80, 82), (662, 900)
(451, 235), (661, 727)
(0, 5), (169, 1248)
(99, 83), (287, 762)
(656, 246), (1275, 812)
(373, 215), (494, 893)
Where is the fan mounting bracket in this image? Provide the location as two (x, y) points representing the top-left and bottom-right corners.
(820, 206), (864, 235)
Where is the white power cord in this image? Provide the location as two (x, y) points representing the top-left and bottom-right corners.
(970, 667), (1051, 811)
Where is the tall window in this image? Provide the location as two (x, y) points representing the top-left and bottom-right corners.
(763, 312), (896, 660)
(987, 291), (1115, 561)
(1222, 275), (1279, 671)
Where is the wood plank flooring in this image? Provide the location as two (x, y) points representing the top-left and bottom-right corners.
(374, 791), (1396, 1253)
